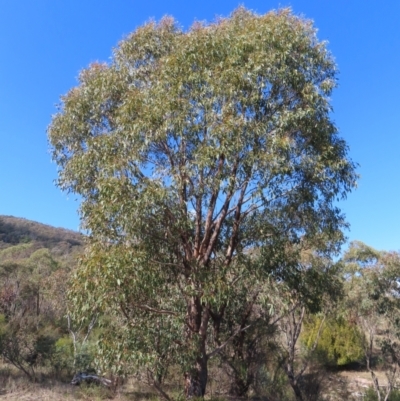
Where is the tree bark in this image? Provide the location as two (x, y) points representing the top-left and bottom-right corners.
(184, 297), (209, 398)
(289, 378), (304, 401)
(184, 355), (208, 398)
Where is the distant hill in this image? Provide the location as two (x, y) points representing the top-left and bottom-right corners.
(0, 215), (84, 255)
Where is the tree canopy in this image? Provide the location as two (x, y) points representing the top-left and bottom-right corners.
(48, 7), (357, 398)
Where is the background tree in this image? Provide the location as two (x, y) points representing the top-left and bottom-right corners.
(342, 241), (400, 401)
(48, 7), (357, 398)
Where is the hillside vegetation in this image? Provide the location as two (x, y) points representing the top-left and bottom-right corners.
(0, 215), (83, 382)
(0, 215), (82, 252)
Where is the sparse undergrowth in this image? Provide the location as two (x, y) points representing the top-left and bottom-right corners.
(0, 361), (396, 401)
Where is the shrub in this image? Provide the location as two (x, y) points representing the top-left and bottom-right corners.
(302, 315), (364, 367)
(35, 334), (57, 361)
(363, 387), (400, 401)
(51, 336), (74, 375)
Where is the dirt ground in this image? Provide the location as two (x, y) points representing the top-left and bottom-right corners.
(0, 375), (148, 401)
(318, 370), (391, 401)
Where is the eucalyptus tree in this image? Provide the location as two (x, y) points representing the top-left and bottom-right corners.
(48, 8), (356, 398)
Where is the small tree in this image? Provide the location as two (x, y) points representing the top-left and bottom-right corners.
(214, 271), (279, 397)
(272, 247), (342, 401)
(48, 8), (356, 398)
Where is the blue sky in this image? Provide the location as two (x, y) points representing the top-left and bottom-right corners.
(0, 0), (399, 252)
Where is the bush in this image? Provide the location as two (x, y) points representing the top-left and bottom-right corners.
(50, 335), (97, 379)
(35, 334), (57, 361)
(51, 336), (75, 375)
(302, 315), (364, 367)
(363, 387), (400, 401)
(74, 346), (95, 372)
(253, 364), (295, 400)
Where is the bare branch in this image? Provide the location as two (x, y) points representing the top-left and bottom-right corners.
(225, 178), (249, 264)
(134, 304), (178, 316)
(83, 314), (98, 344)
(198, 154), (225, 258)
(207, 324), (252, 359)
(147, 369), (172, 401)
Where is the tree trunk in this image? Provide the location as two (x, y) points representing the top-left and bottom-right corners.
(184, 355), (208, 398)
(184, 296), (209, 398)
(289, 378), (304, 401)
(227, 336), (253, 397)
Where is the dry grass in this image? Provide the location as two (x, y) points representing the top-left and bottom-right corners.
(0, 360), (395, 401)
(305, 369), (395, 401)
(0, 363), (160, 401)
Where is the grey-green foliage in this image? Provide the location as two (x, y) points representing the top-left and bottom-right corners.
(48, 7), (357, 398)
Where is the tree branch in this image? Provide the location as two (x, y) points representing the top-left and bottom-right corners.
(198, 154), (225, 257)
(207, 323), (252, 359)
